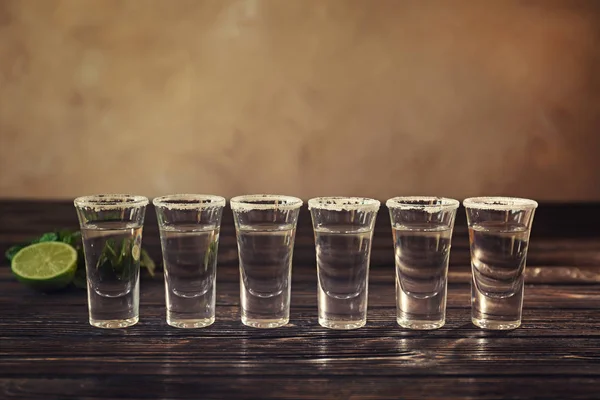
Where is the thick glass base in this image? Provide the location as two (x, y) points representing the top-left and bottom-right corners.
(319, 318), (366, 330)
(397, 318), (444, 330)
(472, 317), (520, 330)
(471, 276), (524, 331)
(90, 316), (138, 329)
(167, 315), (215, 329)
(242, 317), (288, 329)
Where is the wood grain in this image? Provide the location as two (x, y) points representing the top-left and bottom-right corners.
(0, 200), (599, 399)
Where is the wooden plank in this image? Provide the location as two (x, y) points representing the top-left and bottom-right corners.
(2, 376), (600, 400)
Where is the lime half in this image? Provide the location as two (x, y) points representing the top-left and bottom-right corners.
(11, 241), (78, 291)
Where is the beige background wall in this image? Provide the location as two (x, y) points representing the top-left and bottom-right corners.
(0, 0), (599, 201)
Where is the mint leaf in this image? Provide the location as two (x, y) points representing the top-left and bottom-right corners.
(204, 240), (218, 272)
(72, 265), (87, 288)
(106, 239), (119, 262)
(93, 237), (139, 282)
(115, 238), (132, 281)
(117, 238), (129, 268)
(5, 245), (25, 261)
(58, 230), (81, 246)
(37, 232), (59, 243)
(140, 249), (156, 277)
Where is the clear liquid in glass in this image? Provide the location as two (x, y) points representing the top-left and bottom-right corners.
(315, 226), (372, 329)
(394, 223), (451, 329)
(160, 224), (219, 328)
(81, 222), (142, 328)
(469, 221), (530, 329)
(237, 223), (295, 328)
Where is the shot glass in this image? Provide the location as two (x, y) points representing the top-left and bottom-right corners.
(464, 197), (538, 330)
(230, 194), (303, 328)
(386, 197), (459, 330)
(74, 194), (149, 328)
(308, 197), (380, 330)
(153, 194), (226, 328)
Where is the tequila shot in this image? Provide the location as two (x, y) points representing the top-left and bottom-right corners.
(386, 196), (459, 329)
(308, 197), (380, 330)
(231, 194), (302, 328)
(154, 194), (225, 328)
(74, 194), (148, 329)
(464, 197), (538, 330)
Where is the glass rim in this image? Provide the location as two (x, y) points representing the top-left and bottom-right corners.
(74, 194), (149, 210)
(308, 196), (380, 212)
(386, 196), (459, 212)
(152, 194), (226, 210)
(463, 196), (538, 211)
(230, 194), (303, 211)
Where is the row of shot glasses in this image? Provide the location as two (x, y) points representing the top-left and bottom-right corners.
(74, 194), (537, 331)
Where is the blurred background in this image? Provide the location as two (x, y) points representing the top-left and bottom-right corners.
(0, 0), (599, 201)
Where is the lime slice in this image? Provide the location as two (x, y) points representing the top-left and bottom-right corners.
(11, 242), (78, 291)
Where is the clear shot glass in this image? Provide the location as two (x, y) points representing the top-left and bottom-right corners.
(153, 194), (226, 328)
(386, 197), (459, 330)
(74, 194), (149, 328)
(230, 194), (303, 329)
(308, 197), (380, 330)
(463, 197), (538, 330)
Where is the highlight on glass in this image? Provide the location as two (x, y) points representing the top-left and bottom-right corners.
(230, 194), (303, 329)
(463, 197), (538, 330)
(308, 197), (380, 330)
(153, 194), (226, 328)
(386, 196), (459, 330)
(74, 194), (149, 329)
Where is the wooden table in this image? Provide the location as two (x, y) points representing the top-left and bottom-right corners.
(1, 200), (599, 399)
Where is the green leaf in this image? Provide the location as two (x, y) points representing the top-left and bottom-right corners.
(117, 238), (129, 268)
(116, 238), (133, 281)
(37, 232), (59, 243)
(204, 240), (218, 272)
(5, 245), (25, 261)
(72, 264), (87, 288)
(58, 230), (81, 246)
(95, 238), (120, 282)
(104, 239), (120, 266)
(140, 249), (156, 277)
(92, 237), (139, 282)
